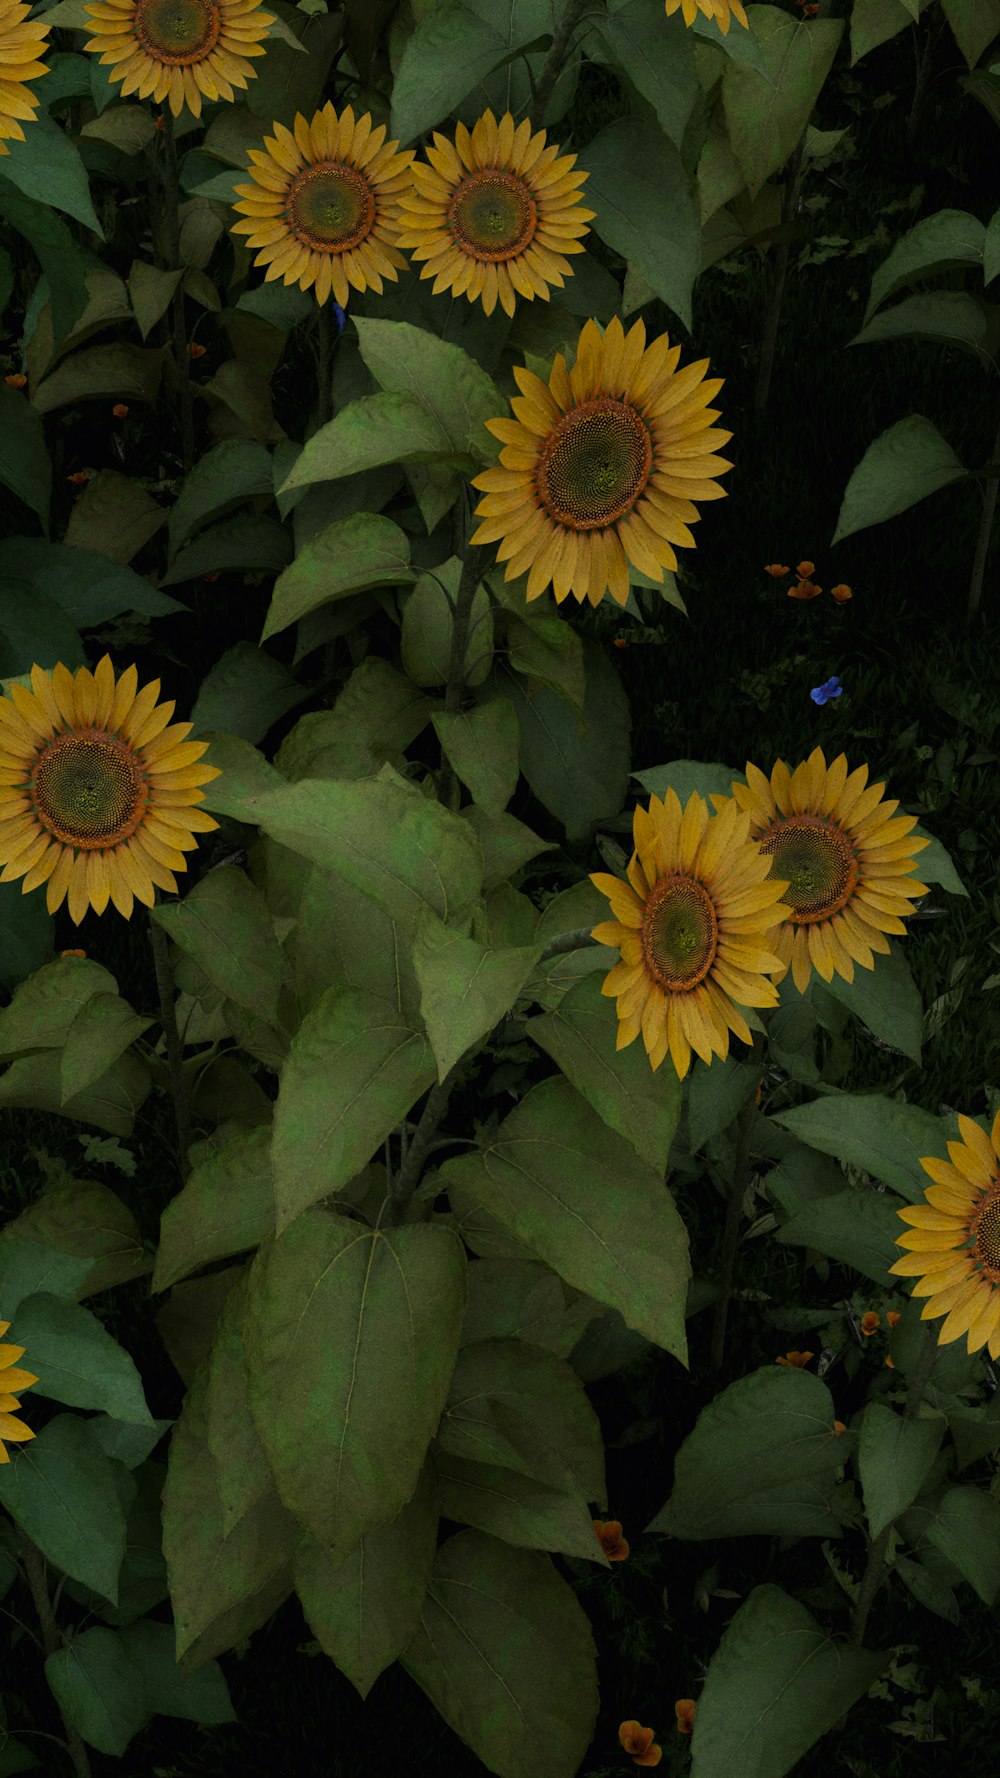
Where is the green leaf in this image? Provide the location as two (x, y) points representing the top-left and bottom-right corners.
(63, 469), (167, 565)
(160, 514), (291, 584)
(0, 883), (53, 992)
(776, 1188), (908, 1285)
(0, 580), (83, 679)
(390, 0), (513, 144)
(153, 1124), (274, 1294)
(431, 701), (517, 816)
(161, 1379), (297, 1667)
(581, 116), (699, 330)
(597, 0), (699, 149)
(769, 1092), (956, 1203)
(87, 1416), (170, 1470)
(413, 906), (543, 1082)
(723, 7), (843, 199)
(461, 1258), (599, 1358)
(190, 641), (307, 745)
(438, 1076), (691, 1363)
(271, 986), (436, 1230)
(12, 1292), (154, 1422)
(892, 1552), (960, 1624)
(922, 1485), (1000, 1605)
(437, 1338), (606, 1501)
(81, 103), (157, 155)
(0, 1048), (150, 1137)
(294, 1460), (439, 1701)
(353, 317), (501, 464)
(648, 1366), (845, 1541)
(196, 730), (286, 821)
(0, 383), (50, 530)
(168, 440), (274, 558)
(246, 0), (341, 125)
(0, 109), (102, 235)
(5, 1180), (151, 1300)
(525, 969), (682, 1175)
(33, 342), (164, 415)
(401, 1529), (599, 1778)
(244, 1210), (467, 1562)
(117, 1620), (235, 1725)
(151, 868), (285, 1029)
(45, 1629), (147, 1756)
(245, 765), (484, 933)
(463, 805), (556, 896)
(939, 0), (1000, 68)
(857, 1403), (946, 1540)
(278, 390), (467, 497)
(493, 638), (631, 844)
(832, 414), (967, 546)
(850, 290), (994, 363)
(262, 511), (416, 640)
(0, 1415), (126, 1601)
(127, 260), (183, 341)
(690, 1584), (887, 1778)
(985, 202), (1000, 286)
(60, 994), (152, 1104)
(687, 1055), (760, 1152)
(0, 537), (184, 623)
(203, 1267), (272, 1536)
(401, 555), (493, 690)
(276, 657), (432, 784)
(491, 576), (587, 713)
(0, 1237), (92, 1315)
(0, 177), (89, 344)
(432, 1446), (608, 1557)
(814, 941), (923, 1064)
(0, 956), (118, 1058)
(850, 0), (933, 65)
(864, 208), (986, 323)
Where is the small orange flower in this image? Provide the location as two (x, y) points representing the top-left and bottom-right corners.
(776, 1350), (814, 1368)
(593, 1518), (629, 1561)
(796, 560), (815, 577)
(886, 1310), (901, 1328)
(202, 571), (222, 583)
(60, 948), (86, 959)
(803, 5), (818, 15)
(764, 563), (789, 577)
(833, 1420), (846, 1435)
(885, 1354), (895, 1368)
(112, 402), (129, 418)
(788, 581), (822, 600)
(619, 1721), (662, 1767)
(613, 637), (629, 649)
(675, 1699), (697, 1736)
(860, 1311), (880, 1335)
(830, 583), (852, 602)
(4, 373), (26, 389)
(187, 342), (206, 359)
(66, 470), (91, 485)
(754, 1075), (764, 1105)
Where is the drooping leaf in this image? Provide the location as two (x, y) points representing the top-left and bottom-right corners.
(44, 1629), (147, 1757)
(768, 1092), (958, 1202)
(857, 1402), (946, 1540)
(32, 343), (164, 415)
(413, 906), (543, 1082)
(353, 317), (501, 463)
(190, 640), (307, 744)
(0, 1415), (127, 1601)
(0, 382), (51, 530)
(492, 639), (631, 844)
(722, 8), (843, 200)
(831, 415), (967, 545)
(60, 993), (152, 1104)
(116, 1620), (236, 1725)
(63, 469), (167, 564)
(167, 440), (274, 558)
(153, 1123), (275, 1294)
(597, 0), (699, 149)
(0, 537), (185, 623)
(581, 115), (699, 329)
(151, 868), (286, 1029)
(11, 1292), (155, 1423)
(863, 207), (986, 321)
(431, 700), (517, 816)
(0, 176), (89, 343)
(261, 511), (416, 640)
(0, 108), (103, 234)
(390, 0), (517, 145)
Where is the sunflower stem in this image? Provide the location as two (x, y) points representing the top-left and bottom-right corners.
(532, 0), (592, 118)
(849, 1321), (938, 1647)
(968, 410), (1000, 623)
(709, 1032), (765, 1374)
(148, 907), (192, 1181)
(316, 300), (334, 430)
(16, 1527), (92, 1778)
(753, 133), (807, 420)
(437, 495), (485, 812)
(161, 109), (195, 475)
(386, 1061), (464, 1226)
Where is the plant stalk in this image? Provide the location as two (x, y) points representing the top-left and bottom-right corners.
(709, 1033), (765, 1373)
(532, 0), (591, 118)
(161, 110), (195, 474)
(849, 1321), (939, 1646)
(316, 300), (334, 430)
(386, 1062), (464, 1226)
(436, 496), (486, 812)
(148, 907), (191, 1180)
(968, 411), (1000, 623)
(16, 1528), (92, 1778)
(754, 134), (807, 420)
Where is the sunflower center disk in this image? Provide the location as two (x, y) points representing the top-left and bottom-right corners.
(642, 873), (718, 993)
(32, 732), (146, 850)
(974, 1190), (1000, 1280)
(287, 164), (375, 252)
(448, 171), (537, 262)
(134, 0), (220, 63)
(537, 399), (652, 531)
(757, 814), (857, 924)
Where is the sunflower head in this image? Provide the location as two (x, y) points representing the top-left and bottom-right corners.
(0, 1315), (38, 1463)
(664, 0), (749, 33)
(588, 788), (791, 1081)
(0, 658), (221, 924)
(709, 746), (930, 997)
(230, 102), (414, 309)
(82, 0), (274, 120)
(393, 108), (594, 320)
(0, 0), (50, 156)
(890, 1110), (1000, 1360)
(471, 314), (732, 609)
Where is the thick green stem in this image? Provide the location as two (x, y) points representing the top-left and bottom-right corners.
(532, 0), (591, 118)
(709, 1033), (765, 1373)
(161, 111), (195, 474)
(436, 498), (486, 811)
(968, 412), (1000, 623)
(316, 300), (334, 430)
(148, 908), (191, 1181)
(850, 1321), (939, 1646)
(16, 1528), (92, 1778)
(386, 1062), (463, 1226)
(754, 135), (807, 420)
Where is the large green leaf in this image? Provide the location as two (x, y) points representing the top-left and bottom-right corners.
(0, 1415), (127, 1602)
(850, 290), (995, 364)
(863, 208), (986, 322)
(940, 0), (1000, 69)
(0, 956), (119, 1058)
(353, 317), (500, 463)
(151, 868), (285, 1029)
(0, 109), (102, 235)
(857, 1402), (946, 1541)
(921, 1484), (1000, 1605)
(438, 1076), (691, 1362)
(0, 1180), (150, 1300)
(277, 390), (467, 497)
(117, 1620), (235, 1725)
(390, 0), (517, 144)
(648, 1366), (845, 1541)
(431, 701), (517, 815)
(690, 1585), (886, 1778)
(525, 969), (682, 1174)
(850, 0), (934, 64)
(0, 537), (184, 623)
(0, 1237), (92, 1316)
(436, 1337), (606, 1501)
(153, 1123), (275, 1294)
(0, 177), (89, 343)
(461, 1257), (599, 1358)
(816, 940), (923, 1064)
(0, 883), (53, 990)
(168, 440), (274, 557)
(0, 1048), (150, 1137)
(10, 1293), (154, 1424)
(493, 639), (631, 844)
(44, 1629), (147, 1757)
(401, 1530), (599, 1778)
(581, 116), (699, 330)
(261, 511), (416, 640)
(271, 986), (436, 1230)
(597, 0), (699, 148)
(0, 580), (83, 678)
(32, 342), (163, 415)
(401, 556), (494, 690)
(204, 1269), (273, 1537)
(776, 1188), (908, 1285)
(832, 415), (967, 545)
(432, 1447), (609, 1556)
(768, 1092), (957, 1203)
(60, 993), (151, 1104)
(243, 1210), (467, 1562)
(413, 906), (543, 1082)
(0, 383), (50, 530)
(723, 8), (843, 200)
(189, 640), (307, 745)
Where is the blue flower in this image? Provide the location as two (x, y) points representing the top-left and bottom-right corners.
(810, 676), (842, 706)
(332, 302), (346, 335)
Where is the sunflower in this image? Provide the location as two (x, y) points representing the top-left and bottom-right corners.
(0, 658), (220, 924)
(664, 0), (749, 34)
(0, 0), (50, 157)
(709, 746), (930, 997)
(392, 108), (594, 320)
(230, 103), (414, 309)
(589, 789), (791, 1081)
(890, 1110), (1000, 1359)
(81, 0), (273, 120)
(471, 315), (732, 609)
(0, 1318), (38, 1463)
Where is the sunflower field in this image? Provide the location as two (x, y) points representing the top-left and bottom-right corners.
(0, 0), (999, 1773)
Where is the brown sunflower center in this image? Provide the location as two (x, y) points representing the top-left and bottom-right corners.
(286, 163), (375, 252)
(31, 731), (146, 851)
(972, 1187), (1000, 1278)
(756, 813), (857, 925)
(536, 398), (652, 532)
(642, 871), (718, 993)
(133, 0), (220, 64)
(447, 170), (537, 262)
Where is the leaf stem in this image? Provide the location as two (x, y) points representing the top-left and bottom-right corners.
(709, 1033), (765, 1373)
(161, 110), (195, 474)
(532, 0), (592, 118)
(316, 300), (334, 430)
(436, 489), (486, 811)
(754, 134), (807, 420)
(148, 905), (191, 1181)
(16, 1527), (92, 1778)
(968, 410), (1000, 623)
